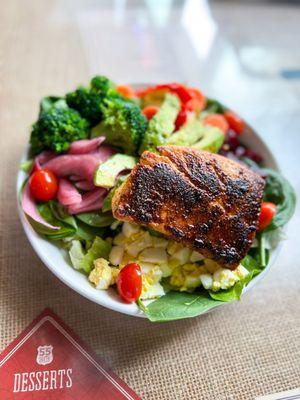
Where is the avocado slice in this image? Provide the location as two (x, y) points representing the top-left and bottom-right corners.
(166, 118), (205, 146)
(166, 117), (224, 153)
(94, 154), (136, 188)
(191, 127), (224, 153)
(139, 93), (180, 154)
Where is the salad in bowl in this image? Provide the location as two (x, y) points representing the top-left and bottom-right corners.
(19, 76), (296, 321)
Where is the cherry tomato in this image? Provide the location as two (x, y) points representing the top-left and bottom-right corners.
(224, 111), (245, 135)
(116, 85), (135, 98)
(142, 105), (160, 120)
(29, 169), (58, 202)
(203, 114), (229, 134)
(117, 263), (142, 303)
(258, 202), (276, 231)
(175, 106), (188, 130)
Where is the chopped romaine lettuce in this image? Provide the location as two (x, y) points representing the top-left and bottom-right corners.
(69, 236), (111, 274)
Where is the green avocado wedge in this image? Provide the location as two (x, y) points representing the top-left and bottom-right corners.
(191, 128), (224, 153)
(166, 117), (224, 153)
(94, 154), (136, 189)
(166, 117), (206, 146)
(139, 93), (180, 154)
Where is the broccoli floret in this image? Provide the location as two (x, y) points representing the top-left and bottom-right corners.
(66, 76), (120, 126)
(66, 88), (103, 126)
(90, 75), (117, 95)
(30, 101), (90, 155)
(91, 97), (147, 155)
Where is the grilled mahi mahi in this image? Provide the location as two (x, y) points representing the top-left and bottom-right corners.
(112, 145), (265, 269)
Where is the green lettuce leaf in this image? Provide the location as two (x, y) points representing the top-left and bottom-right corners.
(141, 254), (263, 322)
(102, 175), (128, 212)
(209, 281), (245, 302)
(142, 291), (224, 322)
(76, 211), (115, 227)
(74, 220), (106, 242)
(34, 202), (77, 240)
(20, 159), (33, 173)
(209, 255), (263, 302)
(69, 236), (111, 274)
(263, 168), (296, 231)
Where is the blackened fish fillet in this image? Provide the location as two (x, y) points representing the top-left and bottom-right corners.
(112, 145), (265, 269)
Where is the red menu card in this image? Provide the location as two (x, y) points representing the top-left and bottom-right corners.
(0, 308), (141, 399)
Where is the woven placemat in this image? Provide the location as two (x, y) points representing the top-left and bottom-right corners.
(1, 2), (300, 399)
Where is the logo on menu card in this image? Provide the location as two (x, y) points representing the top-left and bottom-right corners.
(13, 344), (73, 393)
(36, 345), (53, 365)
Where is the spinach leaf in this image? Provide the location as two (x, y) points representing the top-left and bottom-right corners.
(208, 255), (263, 302)
(142, 291), (224, 322)
(241, 254), (263, 276)
(34, 202), (77, 240)
(141, 254), (265, 321)
(263, 169), (296, 231)
(76, 211), (115, 227)
(74, 220), (106, 242)
(209, 281), (245, 302)
(32, 201), (106, 242)
(102, 175), (128, 212)
(49, 201), (78, 229)
(204, 98), (226, 114)
(257, 232), (268, 267)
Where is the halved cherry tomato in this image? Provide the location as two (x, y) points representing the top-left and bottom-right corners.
(142, 105), (160, 120)
(175, 106), (188, 131)
(117, 263), (142, 303)
(29, 169), (58, 202)
(258, 202), (276, 231)
(224, 110), (245, 135)
(203, 114), (229, 134)
(116, 85), (135, 98)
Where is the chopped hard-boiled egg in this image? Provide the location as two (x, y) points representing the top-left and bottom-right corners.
(139, 247), (168, 265)
(170, 263), (206, 291)
(190, 251), (205, 263)
(126, 231), (153, 257)
(211, 265), (249, 291)
(152, 236), (168, 249)
(104, 223), (249, 299)
(113, 232), (127, 246)
(88, 258), (119, 290)
(200, 274), (213, 290)
(171, 247), (191, 265)
(122, 222), (140, 238)
(140, 264), (165, 300)
(109, 245), (124, 266)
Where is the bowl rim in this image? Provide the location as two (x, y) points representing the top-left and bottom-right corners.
(16, 84), (281, 319)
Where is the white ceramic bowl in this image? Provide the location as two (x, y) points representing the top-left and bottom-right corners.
(17, 86), (279, 318)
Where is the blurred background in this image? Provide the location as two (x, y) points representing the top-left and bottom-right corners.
(3, 0), (300, 173)
(4, 0), (299, 226)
